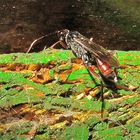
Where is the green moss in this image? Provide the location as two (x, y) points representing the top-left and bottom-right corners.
(0, 49), (75, 64)
(118, 51), (140, 65)
(64, 123), (89, 140)
(104, 135), (123, 140)
(57, 61), (72, 72)
(0, 51), (139, 66)
(125, 96), (140, 105)
(68, 68), (98, 82)
(0, 121), (33, 139)
(0, 71), (94, 107)
(35, 132), (50, 140)
(94, 122), (109, 131)
(85, 116), (101, 128)
(93, 126), (124, 140)
(49, 69), (54, 78)
(0, 49), (139, 139)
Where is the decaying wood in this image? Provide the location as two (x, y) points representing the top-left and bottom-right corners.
(0, 49), (140, 139)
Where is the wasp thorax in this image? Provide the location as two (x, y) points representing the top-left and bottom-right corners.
(69, 31), (80, 39)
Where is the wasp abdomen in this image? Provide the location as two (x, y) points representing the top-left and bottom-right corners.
(96, 58), (117, 82)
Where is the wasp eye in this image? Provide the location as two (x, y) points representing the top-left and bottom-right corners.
(57, 31), (60, 33)
(57, 31), (63, 35)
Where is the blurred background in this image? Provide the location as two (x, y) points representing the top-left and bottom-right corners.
(0, 0), (140, 53)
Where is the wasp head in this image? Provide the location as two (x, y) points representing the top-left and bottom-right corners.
(56, 29), (83, 50)
(57, 29), (82, 41)
(57, 29), (69, 41)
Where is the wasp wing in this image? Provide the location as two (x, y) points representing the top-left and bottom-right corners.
(74, 34), (119, 67)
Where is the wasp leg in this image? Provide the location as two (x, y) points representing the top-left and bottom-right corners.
(86, 65), (105, 118)
(100, 81), (104, 118)
(49, 40), (68, 49)
(27, 35), (49, 53)
(60, 41), (68, 49)
(115, 83), (138, 91)
(87, 65), (101, 81)
(49, 40), (61, 49)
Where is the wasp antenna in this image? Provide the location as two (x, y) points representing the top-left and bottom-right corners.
(100, 81), (104, 118)
(26, 31), (58, 53)
(26, 38), (40, 53)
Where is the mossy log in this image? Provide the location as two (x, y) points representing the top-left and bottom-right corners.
(0, 49), (140, 140)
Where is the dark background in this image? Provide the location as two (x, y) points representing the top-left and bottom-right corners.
(0, 0), (140, 53)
